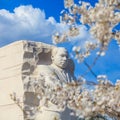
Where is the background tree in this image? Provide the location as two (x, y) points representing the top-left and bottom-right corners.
(52, 0), (120, 78)
(51, 0), (120, 119)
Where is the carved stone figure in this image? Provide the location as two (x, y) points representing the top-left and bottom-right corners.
(0, 40), (77, 120)
(37, 47), (76, 84)
(35, 47), (77, 120)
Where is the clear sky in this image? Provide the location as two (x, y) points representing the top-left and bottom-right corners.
(0, 0), (120, 83)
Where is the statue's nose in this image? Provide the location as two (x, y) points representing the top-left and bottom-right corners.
(63, 57), (67, 61)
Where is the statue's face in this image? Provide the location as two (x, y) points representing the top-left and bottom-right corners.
(52, 48), (68, 69)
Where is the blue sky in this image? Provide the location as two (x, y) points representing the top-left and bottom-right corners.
(0, 0), (120, 83)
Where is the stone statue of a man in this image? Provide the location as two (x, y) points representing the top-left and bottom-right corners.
(35, 47), (77, 120)
(50, 47), (76, 83)
(37, 47), (76, 85)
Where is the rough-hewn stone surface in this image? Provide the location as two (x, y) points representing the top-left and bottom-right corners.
(0, 40), (54, 120)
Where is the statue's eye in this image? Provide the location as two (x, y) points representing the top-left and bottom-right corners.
(61, 55), (66, 57)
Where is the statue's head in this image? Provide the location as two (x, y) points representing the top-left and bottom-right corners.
(51, 47), (69, 69)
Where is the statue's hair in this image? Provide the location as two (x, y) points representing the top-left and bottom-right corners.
(51, 47), (68, 57)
